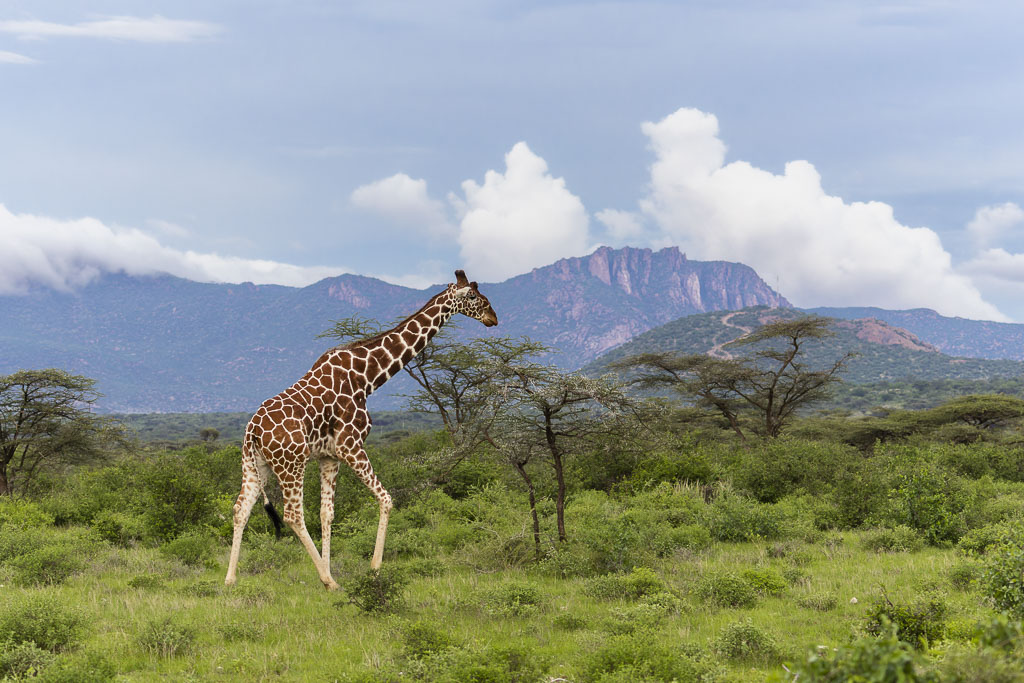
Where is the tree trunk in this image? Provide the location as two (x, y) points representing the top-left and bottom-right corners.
(513, 461), (541, 559)
(0, 464), (9, 496)
(551, 452), (567, 542)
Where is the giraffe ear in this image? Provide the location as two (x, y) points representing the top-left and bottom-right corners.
(470, 281), (478, 289)
(454, 270), (469, 286)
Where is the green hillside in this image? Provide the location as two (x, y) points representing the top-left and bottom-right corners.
(589, 306), (1024, 389)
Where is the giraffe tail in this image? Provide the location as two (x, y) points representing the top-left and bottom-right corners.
(262, 493), (283, 540)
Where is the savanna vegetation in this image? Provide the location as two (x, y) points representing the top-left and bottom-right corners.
(5, 316), (1024, 681)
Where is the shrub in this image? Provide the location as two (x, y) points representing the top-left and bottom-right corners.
(948, 562), (980, 591)
(0, 526), (104, 586)
(142, 451), (221, 541)
(579, 632), (714, 682)
(36, 650), (116, 683)
(704, 491), (788, 542)
(0, 593), (86, 652)
(0, 640), (55, 679)
(797, 593), (838, 611)
(981, 526), (1024, 617)
(180, 580), (220, 598)
(713, 619), (780, 662)
(342, 568), (407, 614)
(90, 509), (145, 547)
(584, 567), (668, 601)
(401, 620), (458, 659)
(127, 575), (164, 590)
(159, 530), (218, 568)
(552, 613), (587, 631)
(790, 625), (936, 682)
(481, 581), (544, 617)
(935, 645), (1024, 683)
(136, 617), (196, 657)
(241, 533), (304, 574)
(695, 573), (758, 608)
(879, 453), (973, 545)
(958, 522), (1013, 556)
(741, 567), (788, 596)
(864, 592), (948, 649)
(0, 497), (54, 529)
(862, 526), (925, 553)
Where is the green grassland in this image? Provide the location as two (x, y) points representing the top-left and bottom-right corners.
(5, 428), (1024, 681)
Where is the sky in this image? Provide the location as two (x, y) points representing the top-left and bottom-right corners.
(2, 1), (1024, 322)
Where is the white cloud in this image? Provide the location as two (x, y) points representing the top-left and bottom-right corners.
(966, 202), (1024, 247)
(637, 107), (1007, 322)
(0, 203), (347, 293)
(0, 50), (36, 64)
(350, 173), (455, 238)
(0, 15), (220, 43)
(595, 209), (647, 245)
(455, 142), (591, 282)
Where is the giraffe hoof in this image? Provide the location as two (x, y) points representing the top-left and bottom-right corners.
(224, 577), (237, 587)
(324, 579), (340, 591)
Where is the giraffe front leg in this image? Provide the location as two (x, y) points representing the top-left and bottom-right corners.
(318, 458), (340, 571)
(344, 447), (393, 571)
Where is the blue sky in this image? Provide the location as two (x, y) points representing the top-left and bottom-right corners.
(2, 1), (1024, 321)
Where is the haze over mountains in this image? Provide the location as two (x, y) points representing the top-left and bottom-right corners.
(1, 246), (790, 412)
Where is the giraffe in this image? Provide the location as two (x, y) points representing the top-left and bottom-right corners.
(224, 270), (498, 589)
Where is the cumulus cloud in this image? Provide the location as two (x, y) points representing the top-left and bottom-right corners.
(350, 173), (455, 238)
(595, 209), (647, 245)
(966, 202), (1024, 247)
(637, 108), (1007, 322)
(0, 15), (220, 43)
(0, 203), (347, 293)
(0, 50), (36, 64)
(455, 142), (591, 282)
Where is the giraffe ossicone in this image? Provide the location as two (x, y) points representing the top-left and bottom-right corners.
(224, 270), (498, 589)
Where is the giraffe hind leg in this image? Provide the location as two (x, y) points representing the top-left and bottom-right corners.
(225, 451), (265, 586)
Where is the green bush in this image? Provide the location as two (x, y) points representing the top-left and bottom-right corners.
(240, 533), (304, 573)
(0, 526), (104, 586)
(958, 522), (1013, 556)
(934, 645), (1024, 683)
(142, 448), (232, 541)
(948, 562), (980, 591)
(136, 616), (196, 657)
(584, 567), (668, 601)
(981, 526), (1024, 617)
(878, 451), (973, 545)
(401, 620), (458, 660)
(797, 593), (838, 611)
(0, 640), (55, 679)
(862, 526), (925, 553)
(90, 509), (145, 547)
(159, 529), (218, 568)
(0, 497), (54, 529)
(0, 593), (86, 652)
(695, 573), (758, 608)
(216, 621), (267, 642)
(481, 581), (544, 617)
(741, 567), (788, 596)
(127, 575), (164, 590)
(579, 632), (713, 683)
(790, 624), (936, 682)
(36, 650), (116, 683)
(552, 613), (587, 631)
(713, 619), (780, 662)
(704, 490), (788, 542)
(864, 592), (948, 649)
(342, 568), (407, 614)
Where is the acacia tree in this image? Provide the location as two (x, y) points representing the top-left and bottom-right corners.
(615, 315), (853, 439)
(0, 369), (120, 496)
(491, 363), (641, 543)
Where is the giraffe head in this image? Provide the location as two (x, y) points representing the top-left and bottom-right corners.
(449, 270), (498, 327)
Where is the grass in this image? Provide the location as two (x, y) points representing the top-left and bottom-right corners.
(0, 529), (999, 681)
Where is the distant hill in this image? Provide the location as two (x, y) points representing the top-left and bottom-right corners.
(809, 307), (1024, 361)
(587, 307), (1024, 384)
(0, 246), (788, 413)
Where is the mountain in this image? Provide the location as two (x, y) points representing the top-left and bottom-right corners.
(587, 307), (1024, 384)
(0, 246), (788, 413)
(809, 307), (1024, 361)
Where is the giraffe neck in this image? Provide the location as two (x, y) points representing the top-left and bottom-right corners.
(357, 290), (455, 394)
